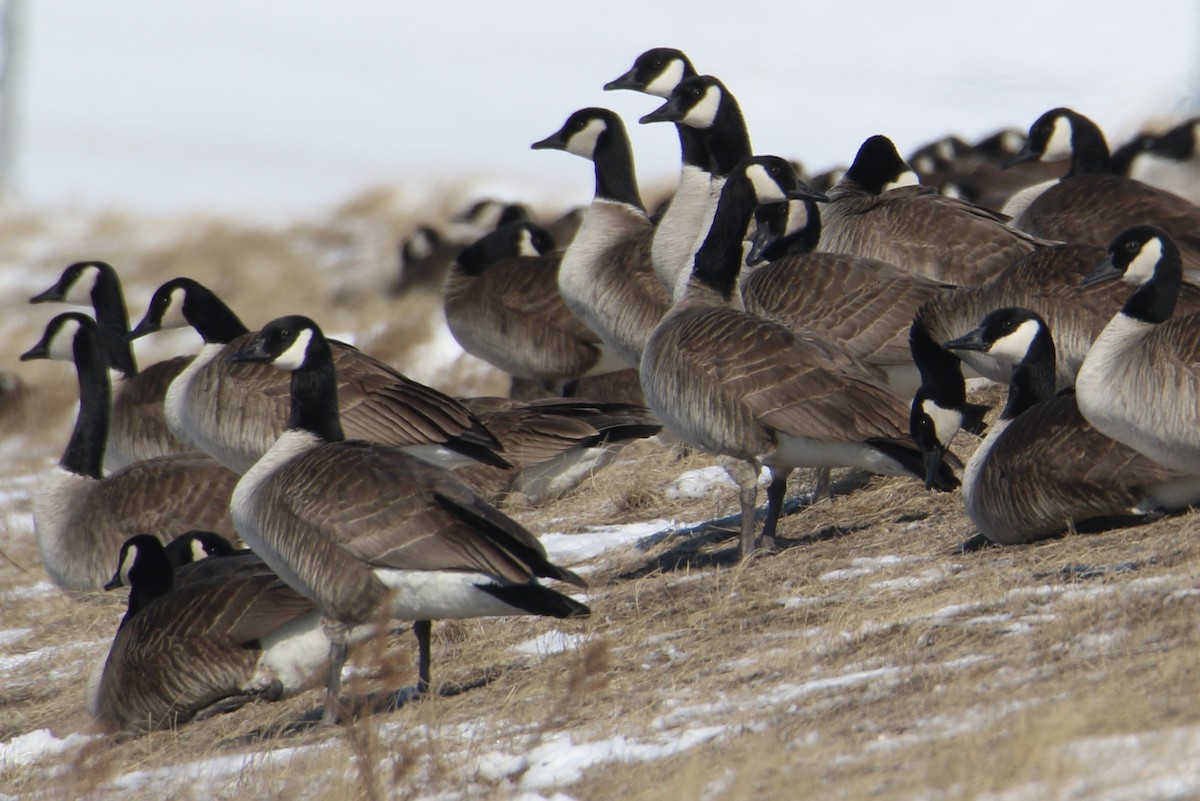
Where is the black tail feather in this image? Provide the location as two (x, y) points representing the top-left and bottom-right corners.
(479, 583), (591, 619)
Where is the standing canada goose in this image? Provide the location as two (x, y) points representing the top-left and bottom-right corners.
(20, 313), (239, 592)
(30, 260), (195, 469)
(740, 196), (958, 397)
(605, 48), (711, 292)
(818, 135), (1049, 285)
(531, 107), (672, 370)
(641, 155), (958, 558)
(640, 73), (754, 299)
(88, 534), (331, 732)
(228, 315), (589, 721)
(126, 278), (507, 474)
(912, 241), (1200, 390)
(443, 221), (622, 393)
(1075, 226), (1200, 474)
(452, 395), (662, 503)
(940, 308), (1200, 545)
(1005, 108), (1200, 276)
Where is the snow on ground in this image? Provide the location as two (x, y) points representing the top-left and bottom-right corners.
(1, 453), (1197, 799)
(0, 729), (96, 773)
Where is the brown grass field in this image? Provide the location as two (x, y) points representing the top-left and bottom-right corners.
(1, 190), (1198, 800)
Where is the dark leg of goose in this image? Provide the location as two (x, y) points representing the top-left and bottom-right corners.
(758, 467), (791, 551)
(810, 467), (832, 504)
(414, 620), (432, 696)
(322, 618), (349, 724)
(722, 457), (760, 559)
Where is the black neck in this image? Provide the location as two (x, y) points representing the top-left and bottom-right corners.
(705, 95), (753, 177)
(593, 124), (645, 211)
(61, 327), (112, 479)
(121, 550), (174, 627)
(91, 269), (138, 377)
(678, 123), (709, 170)
(187, 286), (251, 344)
(690, 174), (757, 300)
(1066, 114), (1113, 177)
(910, 317), (966, 409)
(1123, 254), (1182, 324)
(1001, 333), (1056, 420)
(287, 338), (345, 443)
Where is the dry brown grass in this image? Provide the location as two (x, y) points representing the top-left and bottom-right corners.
(3, 192), (1200, 800)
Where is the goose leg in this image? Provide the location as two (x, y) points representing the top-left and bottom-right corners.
(721, 457), (761, 559)
(759, 467), (791, 551)
(322, 618), (349, 724)
(811, 467), (832, 504)
(414, 620), (432, 695)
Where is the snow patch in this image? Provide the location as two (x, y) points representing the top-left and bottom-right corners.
(512, 631), (585, 658)
(0, 729), (94, 770)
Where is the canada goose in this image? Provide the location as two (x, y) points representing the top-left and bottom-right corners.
(818, 135), (1049, 285)
(30, 260), (195, 470)
(1005, 108), (1200, 276)
(227, 315), (589, 721)
(740, 197), (957, 397)
(88, 534), (330, 732)
(1122, 117), (1200, 205)
(453, 395), (662, 503)
(910, 129), (1067, 213)
(913, 241), (1200, 390)
(1075, 226), (1200, 474)
(641, 155), (957, 557)
(605, 48), (711, 292)
(391, 225), (458, 296)
(906, 317), (989, 489)
(640, 73), (754, 299)
(531, 107), (672, 370)
(126, 277), (507, 474)
(443, 221), (623, 393)
(941, 308), (1200, 545)
(20, 313), (239, 592)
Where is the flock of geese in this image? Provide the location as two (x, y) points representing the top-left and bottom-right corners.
(16, 46), (1200, 734)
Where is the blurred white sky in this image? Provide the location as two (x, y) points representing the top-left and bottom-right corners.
(8, 0), (1200, 219)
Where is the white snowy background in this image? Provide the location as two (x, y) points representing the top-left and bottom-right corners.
(9, 0), (1200, 220)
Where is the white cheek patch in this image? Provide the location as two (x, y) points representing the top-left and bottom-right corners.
(516, 229), (539, 257)
(46, 318), (84, 362)
(883, 170), (921, 192)
(936, 140), (957, 160)
(990, 319), (1042, 368)
(190, 537), (208, 563)
(644, 59), (685, 98)
(921, 399), (964, 449)
(274, 328), (314, 371)
(682, 86), (721, 129)
(1042, 116), (1074, 161)
(62, 265), (100, 306)
(1125, 237), (1164, 285)
(408, 230), (434, 260)
(565, 118), (607, 159)
(1001, 130), (1025, 155)
(159, 287), (190, 330)
(119, 544), (139, 587)
(914, 155), (935, 173)
(745, 164), (788, 203)
(783, 199), (810, 237)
